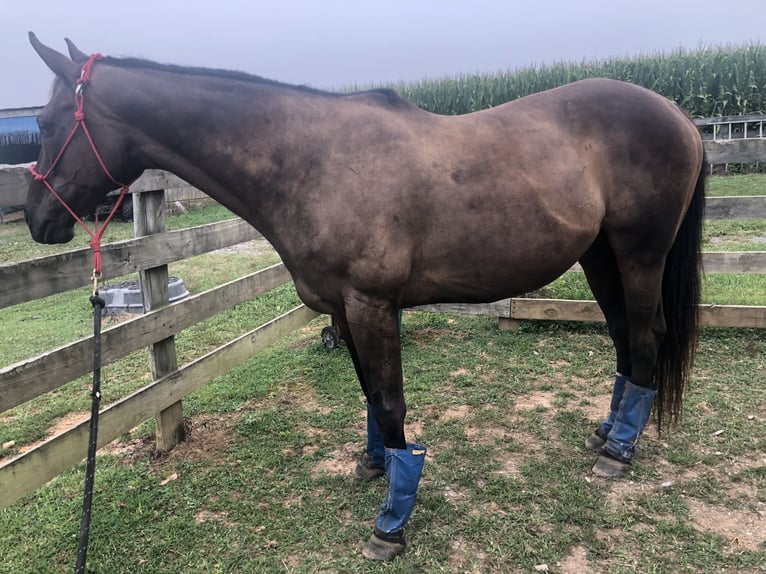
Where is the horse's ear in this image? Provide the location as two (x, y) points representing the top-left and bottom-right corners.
(28, 32), (79, 84)
(64, 38), (89, 64)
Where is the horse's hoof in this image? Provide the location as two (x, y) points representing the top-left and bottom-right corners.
(354, 451), (385, 482)
(362, 533), (406, 561)
(584, 429), (607, 451)
(592, 454), (631, 478)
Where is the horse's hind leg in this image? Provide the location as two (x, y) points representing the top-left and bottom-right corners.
(579, 233), (632, 451)
(593, 250), (666, 478)
(340, 294), (427, 561)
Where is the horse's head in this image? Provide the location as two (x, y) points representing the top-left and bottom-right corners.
(26, 33), (140, 244)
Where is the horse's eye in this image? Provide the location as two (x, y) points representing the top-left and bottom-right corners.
(36, 119), (50, 136)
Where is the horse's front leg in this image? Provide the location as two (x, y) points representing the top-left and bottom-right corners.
(342, 295), (427, 561)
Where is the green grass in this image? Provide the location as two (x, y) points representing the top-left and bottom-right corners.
(707, 174), (766, 197)
(1, 177), (766, 573)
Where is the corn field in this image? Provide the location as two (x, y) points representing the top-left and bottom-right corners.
(391, 44), (766, 118)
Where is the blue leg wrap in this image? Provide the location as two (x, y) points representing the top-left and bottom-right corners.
(603, 381), (656, 462)
(598, 374), (630, 436)
(365, 402), (385, 467)
(375, 443), (427, 535)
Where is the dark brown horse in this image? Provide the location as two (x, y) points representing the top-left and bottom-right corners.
(26, 34), (705, 560)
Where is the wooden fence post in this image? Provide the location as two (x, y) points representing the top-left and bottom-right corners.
(133, 189), (186, 451)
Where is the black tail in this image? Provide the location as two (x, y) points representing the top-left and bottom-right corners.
(655, 150), (707, 430)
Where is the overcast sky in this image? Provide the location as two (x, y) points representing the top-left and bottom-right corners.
(1, 0), (762, 109)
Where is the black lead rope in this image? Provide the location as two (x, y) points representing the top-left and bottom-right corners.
(74, 293), (106, 574)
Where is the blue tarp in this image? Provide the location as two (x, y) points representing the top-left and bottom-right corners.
(0, 116), (39, 145)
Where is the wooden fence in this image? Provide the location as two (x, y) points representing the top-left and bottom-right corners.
(0, 171), (321, 509)
(1, 133), (765, 508)
(695, 114), (766, 141)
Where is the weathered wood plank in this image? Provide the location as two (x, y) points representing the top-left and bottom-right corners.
(704, 139), (766, 164)
(695, 114), (766, 126)
(0, 217), (261, 309)
(0, 108), (42, 119)
(705, 196), (766, 220)
(0, 164), (30, 207)
(698, 304), (766, 328)
(131, 169), (191, 193)
(511, 298), (606, 322)
(511, 252), (766, 275)
(508, 298), (766, 328)
(703, 251), (766, 274)
(0, 263), (292, 413)
(0, 304), (320, 510)
(411, 300), (511, 318)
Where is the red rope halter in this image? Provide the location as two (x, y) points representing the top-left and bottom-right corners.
(29, 53), (130, 279)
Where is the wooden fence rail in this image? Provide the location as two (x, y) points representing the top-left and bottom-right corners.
(0, 217), (260, 309)
(507, 299), (766, 329)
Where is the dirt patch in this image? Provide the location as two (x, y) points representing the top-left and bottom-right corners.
(443, 484), (467, 504)
(194, 509), (236, 527)
(726, 452), (766, 475)
(407, 418), (425, 441)
(101, 435), (146, 458)
(492, 451), (530, 479)
(577, 394), (611, 423)
(559, 544), (596, 574)
(687, 498), (765, 551)
(260, 381), (333, 416)
(465, 423), (511, 445)
(448, 535), (494, 574)
(311, 441), (358, 478)
(109, 412), (242, 471)
(605, 477), (658, 509)
(440, 405), (471, 421)
(514, 390), (556, 411)
(603, 466), (766, 553)
(40, 410), (90, 438)
(409, 327), (454, 347)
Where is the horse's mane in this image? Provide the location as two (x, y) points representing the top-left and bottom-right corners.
(102, 56), (407, 106)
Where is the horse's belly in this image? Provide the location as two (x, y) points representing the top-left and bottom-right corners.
(405, 253), (578, 306)
(397, 184), (602, 302)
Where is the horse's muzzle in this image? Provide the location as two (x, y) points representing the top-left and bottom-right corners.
(26, 212), (75, 244)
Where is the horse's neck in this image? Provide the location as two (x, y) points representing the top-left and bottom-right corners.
(109, 68), (323, 238)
